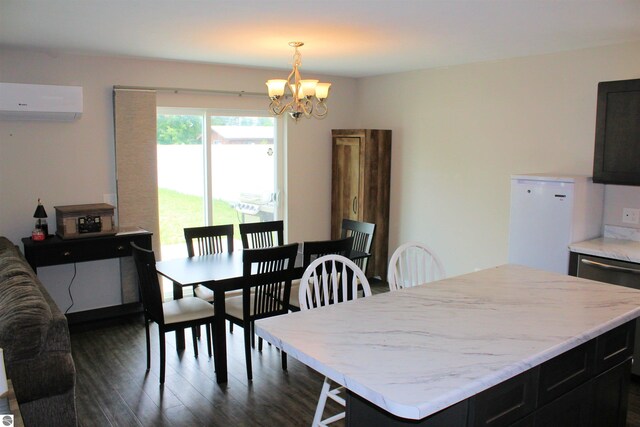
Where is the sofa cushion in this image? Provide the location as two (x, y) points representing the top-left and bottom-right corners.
(0, 254), (36, 281)
(0, 262), (52, 362)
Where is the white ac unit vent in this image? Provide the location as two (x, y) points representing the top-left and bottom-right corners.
(0, 83), (83, 121)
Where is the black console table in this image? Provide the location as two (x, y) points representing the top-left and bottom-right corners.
(22, 231), (152, 324)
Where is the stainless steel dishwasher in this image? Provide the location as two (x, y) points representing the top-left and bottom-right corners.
(576, 253), (640, 375)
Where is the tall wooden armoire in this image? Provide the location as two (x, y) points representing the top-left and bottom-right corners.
(331, 129), (392, 280)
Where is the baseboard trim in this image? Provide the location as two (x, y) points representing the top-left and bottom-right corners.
(66, 302), (143, 330)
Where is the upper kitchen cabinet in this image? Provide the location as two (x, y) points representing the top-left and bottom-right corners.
(593, 78), (640, 186)
(331, 129), (392, 280)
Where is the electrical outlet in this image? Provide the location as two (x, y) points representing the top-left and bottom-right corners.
(623, 208), (640, 224)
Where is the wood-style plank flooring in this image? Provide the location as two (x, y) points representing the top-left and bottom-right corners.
(71, 313), (344, 427)
(70, 281), (640, 426)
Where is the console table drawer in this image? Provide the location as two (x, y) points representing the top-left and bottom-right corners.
(22, 232), (152, 271)
(34, 240), (129, 265)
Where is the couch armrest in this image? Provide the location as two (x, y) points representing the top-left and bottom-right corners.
(7, 352), (76, 404)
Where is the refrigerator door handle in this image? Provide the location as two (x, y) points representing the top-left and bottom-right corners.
(580, 258), (640, 275)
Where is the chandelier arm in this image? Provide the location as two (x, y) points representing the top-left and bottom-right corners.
(313, 101), (328, 118)
(270, 98), (295, 116)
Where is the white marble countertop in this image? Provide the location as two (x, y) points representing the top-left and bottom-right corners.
(569, 237), (640, 264)
(255, 264), (640, 420)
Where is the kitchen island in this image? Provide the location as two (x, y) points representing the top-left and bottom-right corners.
(255, 264), (640, 426)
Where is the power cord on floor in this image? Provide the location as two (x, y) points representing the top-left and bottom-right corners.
(64, 262), (77, 314)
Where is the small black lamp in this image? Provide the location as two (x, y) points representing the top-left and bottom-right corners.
(32, 199), (48, 239)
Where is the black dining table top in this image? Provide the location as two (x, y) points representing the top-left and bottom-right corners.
(155, 248), (369, 291)
(156, 250), (256, 291)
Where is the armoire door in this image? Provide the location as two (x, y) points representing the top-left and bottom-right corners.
(331, 136), (362, 238)
(331, 129), (391, 280)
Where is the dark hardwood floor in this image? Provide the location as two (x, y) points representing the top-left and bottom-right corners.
(70, 280), (640, 426)
(71, 313), (343, 427)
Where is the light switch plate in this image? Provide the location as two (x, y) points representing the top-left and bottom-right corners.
(622, 208), (640, 224)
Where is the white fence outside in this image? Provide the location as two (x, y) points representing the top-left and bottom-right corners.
(157, 144), (275, 203)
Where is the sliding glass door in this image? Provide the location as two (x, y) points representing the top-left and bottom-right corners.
(157, 108), (281, 266)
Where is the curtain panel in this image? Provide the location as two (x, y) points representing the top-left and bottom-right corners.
(113, 88), (160, 303)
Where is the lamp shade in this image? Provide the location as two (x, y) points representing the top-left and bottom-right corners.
(33, 201), (47, 218)
(315, 83), (331, 100)
(300, 80), (319, 97)
(266, 79), (287, 98)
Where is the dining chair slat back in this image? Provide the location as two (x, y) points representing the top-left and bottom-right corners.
(244, 243), (298, 319)
(298, 254), (371, 426)
(299, 254), (371, 310)
(387, 242), (446, 291)
(340, 219), (375, 275)
(184, 224), (234, 257)
(225, 242), (299, 380)
(239, 220), (284, 249)
(184, 225), (236, 307)
(302, 236), (353, 267)
(289, 237), (354, 312)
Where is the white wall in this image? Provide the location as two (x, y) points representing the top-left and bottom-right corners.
(4, 41), (640, 311)
(356, 41), (640, 277)
(0, 48), (357, 311)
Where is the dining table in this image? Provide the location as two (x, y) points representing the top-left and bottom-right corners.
(255, 264), (640, 426)
(155, 246), (370, 384)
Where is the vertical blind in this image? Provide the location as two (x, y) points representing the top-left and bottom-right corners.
(113, 88), (160, 303)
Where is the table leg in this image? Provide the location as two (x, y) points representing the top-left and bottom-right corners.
(213, 287), (228, 383)
(173, 281), (186, 351)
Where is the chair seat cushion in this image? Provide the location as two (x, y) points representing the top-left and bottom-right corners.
(225, 295), (249, 321)
(194, 285), (213, 302)
(162, 297), (214, 324)
(194, 285), (243, 302)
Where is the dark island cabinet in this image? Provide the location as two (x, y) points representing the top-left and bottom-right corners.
(347, 320), (635, 426)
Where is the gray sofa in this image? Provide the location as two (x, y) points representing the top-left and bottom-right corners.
(0, 237), (77, 426)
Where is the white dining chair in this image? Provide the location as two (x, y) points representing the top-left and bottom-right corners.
(387, 241), (446, 291)
(298, 254), (372, 427)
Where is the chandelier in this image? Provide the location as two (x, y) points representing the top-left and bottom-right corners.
(266, 42), (331, 120)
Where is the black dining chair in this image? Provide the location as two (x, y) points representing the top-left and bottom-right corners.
(184, 224), (237, 335)
(184, 224), (234, 258)
(289, 236), (353, 311)
(184, 224), (234, 303)
(238, 220), (285, 344)
(239, 220), (284, 249)
(131, 243), (215, 384)
(224, 243), (299, 380)
(340, 219), (376, 276)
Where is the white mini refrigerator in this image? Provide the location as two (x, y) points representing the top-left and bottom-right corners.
(508, 174), (604, 274)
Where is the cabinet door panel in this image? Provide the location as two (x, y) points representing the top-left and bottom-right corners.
(535, 381), (593, 427)
(592, 359), (631, 427)
(332, 137), (361, 238)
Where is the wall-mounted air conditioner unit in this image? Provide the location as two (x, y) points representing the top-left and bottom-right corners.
(0, 83), (83, 121)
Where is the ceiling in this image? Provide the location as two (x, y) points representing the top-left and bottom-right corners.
(2, 0), (640, 78)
